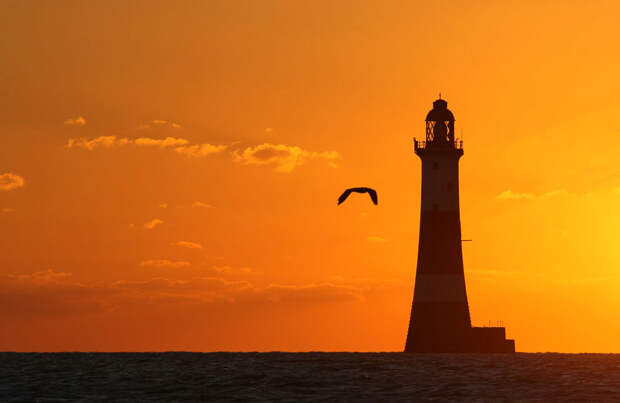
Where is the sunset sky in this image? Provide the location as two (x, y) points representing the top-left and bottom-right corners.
(2, 0), (620, 352)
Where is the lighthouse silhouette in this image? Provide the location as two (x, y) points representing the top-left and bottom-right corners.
(404, 97), (515, 353)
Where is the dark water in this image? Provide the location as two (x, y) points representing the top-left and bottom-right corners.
(1, 353), (619, 402)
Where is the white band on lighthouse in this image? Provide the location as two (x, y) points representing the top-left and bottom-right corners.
(413, 274), (469, 302)
(420, 154), (460, 212)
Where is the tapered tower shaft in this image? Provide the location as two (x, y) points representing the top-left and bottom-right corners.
(405, 144), (471, 352)
(404, 98), (515, 353)
(405, 97), (471, 352)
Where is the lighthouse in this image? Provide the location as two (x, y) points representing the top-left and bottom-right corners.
(404, 98), (515, 353)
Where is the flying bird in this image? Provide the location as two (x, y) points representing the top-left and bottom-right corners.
(338, 187), (378, 206)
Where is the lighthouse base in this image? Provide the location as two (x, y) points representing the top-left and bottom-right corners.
(405, 327), (515, 353)
(468, 327), (515, 353)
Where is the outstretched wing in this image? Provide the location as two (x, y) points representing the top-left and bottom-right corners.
(338, 187), (378, 205)
(367, 188), (378, 205)
(337, 188), (354, 205)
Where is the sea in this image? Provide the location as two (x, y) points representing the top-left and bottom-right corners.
(1, 352), (619, 402)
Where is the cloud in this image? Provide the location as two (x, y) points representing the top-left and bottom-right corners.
(173, 241), (203, 249)
(367, 236), (388, 243)
(134, 137), (189, 148)
(7, 269), (73, 283)
(539, 189), (569, 199)
(66, 135), (228, 160)
(64, 116), (86, 126)
(0, 270), (119, 317)
(495, 190), (536, 200)
(114, 276), (250, 294)
(175, 144), (227, 157)
(495, 189), (569, 201)
(232, 143), (341, 172)
(143, 219), (163, 229)
(66, 136), (190, 150)
(2, 208), (16, 214)
(138, 120), (182, 130)
(159, 203), (168, 208)
(0, 269), (406, 319)
(139, 259), (191, 268)
(64, 136), (338, 171)
(209, 265), (263, 276)
(66, 136), (130, 150)
(0, 173), (25, 191)
(114, 277), (361, 304)
(256, 283), (362, 303)
(191, 201), (213, 208)
(327, 276), (407, 292)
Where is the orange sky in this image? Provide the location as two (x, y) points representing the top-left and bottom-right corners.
(2, 0), (620, 352)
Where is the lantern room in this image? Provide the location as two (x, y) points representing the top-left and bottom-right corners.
(425, 98), (455, 144)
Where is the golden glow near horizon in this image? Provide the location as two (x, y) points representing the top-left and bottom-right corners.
(1, 1), (620, 352)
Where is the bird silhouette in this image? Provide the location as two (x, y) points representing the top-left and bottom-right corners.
(338, 187), (378, 205)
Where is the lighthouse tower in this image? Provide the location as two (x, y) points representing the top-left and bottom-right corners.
(404, 98), (515, 353)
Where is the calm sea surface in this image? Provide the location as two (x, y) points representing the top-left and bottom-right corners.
(1, 352), (619, 402)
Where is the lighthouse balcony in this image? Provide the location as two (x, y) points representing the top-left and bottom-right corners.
(414, 138), (463, 151)
(414, 138), (464, 155)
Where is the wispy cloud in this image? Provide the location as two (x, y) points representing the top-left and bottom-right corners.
(175, 144), (228, 157)
(64, 116), (86, 126)
(258, 283), (363, 303)
(192, 201), (213, 208)
(66, 135), (227, 158)
(143, 219), (163, 229)
(66, 136), (188, 150)
(7, 269), (73, 282)
(66, 136), (130, 150)
(159, 203), (168, 208)
(0, 173), (25, 191)
(495, 190), (536, 200)
(209, 265), (263, 276)
(367, 236), (388, 243)
(0, 269), (408, 319)
(232, 143), (341, 172)
(2, 208), (16, 214)
(1, 269), (117, 317)
(138, 120), (181, 130)
(139, 259), (191, 268)
(173, 241), (203, 249)
(495, 189), (568, 200)
(134, 137), (189, 147)
(66, 136), (340, 171)
(539, 189), (569, 199)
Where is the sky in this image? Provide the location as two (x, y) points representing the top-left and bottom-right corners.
(1, 0), (620, 352)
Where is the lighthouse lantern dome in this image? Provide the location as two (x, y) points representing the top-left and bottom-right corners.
(425, 98), (455, 144)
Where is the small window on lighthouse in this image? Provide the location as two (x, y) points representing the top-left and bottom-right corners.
(446, 183), (452, 192)
(433, 162), (439, 170)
